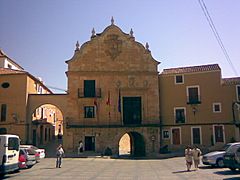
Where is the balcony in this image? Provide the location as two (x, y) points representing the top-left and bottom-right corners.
(78, 88), (101, 98)
(187, 95), (201, 104)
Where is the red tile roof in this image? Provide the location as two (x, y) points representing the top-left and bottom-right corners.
(222, 77), (240, 85)
(0, 68), (26, 75)
(161, 64), (221, 75)
(0, 68), (53, 93)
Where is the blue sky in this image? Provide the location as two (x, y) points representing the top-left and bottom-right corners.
(0, 0), (239, 93)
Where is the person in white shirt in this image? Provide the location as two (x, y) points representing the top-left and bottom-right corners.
(185, 146), (193, 171)
(192, 146), (202, 170)
(56, 144), (64, 168)
(78, 141), (84, 155)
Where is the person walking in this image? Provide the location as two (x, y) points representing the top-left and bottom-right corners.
(78, 140), (83, 155)
(56, 144), (64, 168)
(192, 146), (202, 170)
(185, 146), (193, 171)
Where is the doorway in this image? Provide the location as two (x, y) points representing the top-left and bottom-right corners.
(85, 136), (95, 151)
(118, 132), (145, 157)
(171, 128), (181, 145)
(123, 97), (142, 125)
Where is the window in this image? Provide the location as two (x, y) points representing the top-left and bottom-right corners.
(0, 128), (7, 134)
(175, 75), (184, 84)
(187, 86), (201, 104)
(1, 104), (7, 121)
(213, 103), (221, 113)
(191, 127), (202, 144)
(7, 64), (12, 69)
(1, 82), (10, 88)
(213, 125), (225, 144)
(174, 107), (186, 124)
(237, 85), (240, 102)
(84, 106), (95, 118)
(84, 80), (96, 97)
(163, 130), (170, 139)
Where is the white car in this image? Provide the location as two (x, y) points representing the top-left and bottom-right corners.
(202, 142), (240, 168)
(20, 145), (45, 159)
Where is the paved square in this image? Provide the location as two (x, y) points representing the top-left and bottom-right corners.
(3, 157), (240, 179)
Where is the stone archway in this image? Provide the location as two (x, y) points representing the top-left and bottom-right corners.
(27, 94), (67, 144)
(118, 131), (146, 157)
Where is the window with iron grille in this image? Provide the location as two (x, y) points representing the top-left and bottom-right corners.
(187, 86), (200, 104)
(175, 108), (186, 124)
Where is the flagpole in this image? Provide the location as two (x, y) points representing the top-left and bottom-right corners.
(118, 88), (122, 125)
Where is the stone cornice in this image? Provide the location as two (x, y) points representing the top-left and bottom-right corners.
(66, 71), (159, 76)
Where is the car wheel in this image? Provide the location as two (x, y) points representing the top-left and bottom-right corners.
(216, 159), (224, 168)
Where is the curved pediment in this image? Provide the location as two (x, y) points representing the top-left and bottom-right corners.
(67, 23), (160, 73)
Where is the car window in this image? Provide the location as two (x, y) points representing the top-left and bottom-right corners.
(8, 137), (19, 151)
(226, 145), (240, 153)
(221, 144), (231, 151)
(26, 148), (36, 155)
(20, 149), (24, 155)
(31, 146), (38, 150)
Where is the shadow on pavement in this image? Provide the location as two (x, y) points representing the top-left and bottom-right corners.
(172, 170), (195, 173)
(40, 167), (57, 170)
(214, 170), (240, 176)
(199, 165), (219, 169)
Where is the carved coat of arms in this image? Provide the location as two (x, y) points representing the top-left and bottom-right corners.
(104, 34), (122, 60)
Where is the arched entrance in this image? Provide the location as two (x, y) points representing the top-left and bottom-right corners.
(118, 131), (145, 157)
(31, 103), (64, 146)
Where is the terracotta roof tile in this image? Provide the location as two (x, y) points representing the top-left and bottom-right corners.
(161, 64), (221, 75)
(0, 68), (26, 75)
(222, 77), (240, 85)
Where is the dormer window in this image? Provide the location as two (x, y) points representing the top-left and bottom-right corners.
(175, 75), (184, 84)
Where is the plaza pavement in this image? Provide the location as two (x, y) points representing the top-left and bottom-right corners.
(3, 156), (240, 180)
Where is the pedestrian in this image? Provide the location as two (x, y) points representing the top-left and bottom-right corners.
(185, 146), (193, 171)
(56, 144), (64, 168)
(192, 146), (202, 170)
(78, 140), (83, 154)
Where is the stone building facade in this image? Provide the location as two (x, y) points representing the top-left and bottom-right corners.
(1, 20), (240, 156)
(64, 21), (160, 156)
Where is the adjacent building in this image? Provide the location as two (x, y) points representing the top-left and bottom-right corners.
(0, 49), (63, 145)
(159, 64), (240, 151)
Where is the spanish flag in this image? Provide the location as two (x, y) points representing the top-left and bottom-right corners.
(118, 89), (121, 113)
(106, 91), (111, 117)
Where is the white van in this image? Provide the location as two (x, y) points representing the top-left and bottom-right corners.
(0, 134), (20, 174)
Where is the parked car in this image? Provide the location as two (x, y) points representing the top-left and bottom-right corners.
(20, 145), (45, 159)
(223, 143), (240, 171)
(18, 150), (27, 169)
(202, 142), (240, 167)
(19, 148), (36, 168)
